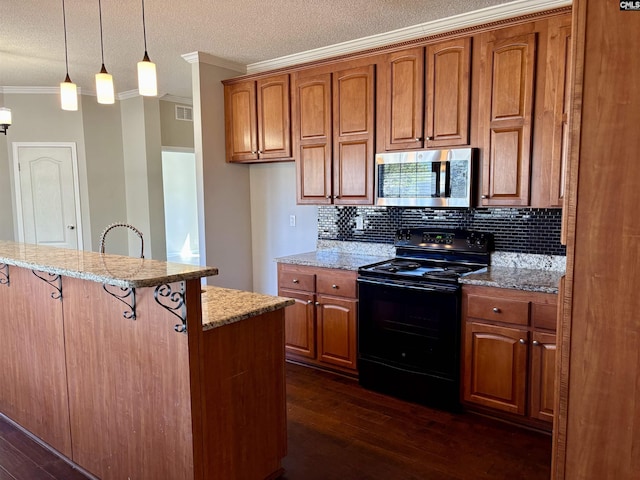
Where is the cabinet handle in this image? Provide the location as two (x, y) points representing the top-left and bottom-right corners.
(292, 279), (299, 284)
(325, 195), (331, 199)
(532, 340), (540, 346)
(333, 195), (339, 199)
(519, 338), (527, 345)
(415, 137), (422, 142)
(332, 284), (338, 289)
(492, 307), (500, 313)
(315, 301), (320, 306)
(258, 150), (263, 154)
(307, 300), (313, 304)
(251, 150), (257, 154)
(481, 195), (488, 199)
(425, 136), (433, 141)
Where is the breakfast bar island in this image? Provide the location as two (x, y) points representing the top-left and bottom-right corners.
(0, 241), (292, 480)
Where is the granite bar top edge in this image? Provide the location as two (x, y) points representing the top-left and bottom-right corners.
(201, 286), (294, 331)
(0, 241), (218, 288)
(459, 266), (564, 294)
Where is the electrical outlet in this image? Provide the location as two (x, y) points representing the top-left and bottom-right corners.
(289, 215), (296, 227)
(355, 216), (364, 230)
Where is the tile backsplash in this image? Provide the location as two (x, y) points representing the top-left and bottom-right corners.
(318, 206), (566, 256)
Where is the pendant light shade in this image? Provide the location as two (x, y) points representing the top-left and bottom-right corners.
(138, 53), (157, 96)
(138, 0), (157, 96)
(60, 0), (78, 111)
(95, 0), (114, 104)
(61, 75), (78, 111)
(0, 107), (12, 135)
(96, 65), (115, 104)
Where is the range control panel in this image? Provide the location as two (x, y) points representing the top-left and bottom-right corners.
(394, 228), (493, 253)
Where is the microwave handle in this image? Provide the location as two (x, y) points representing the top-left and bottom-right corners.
(444, 161), (451, 197)
(431, 162), (441, 197)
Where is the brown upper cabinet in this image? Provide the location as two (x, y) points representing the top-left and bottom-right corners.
(293, 64), (375, 205)
(478, 30), (537, 206)
(223, 74), (292, 163)
(477, 13), (572, 208)
(377, 37), (471, 152)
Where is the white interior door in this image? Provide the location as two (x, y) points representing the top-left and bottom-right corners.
(13, 143), (83, 249)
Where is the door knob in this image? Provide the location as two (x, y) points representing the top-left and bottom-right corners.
(67, 225), (75, 230)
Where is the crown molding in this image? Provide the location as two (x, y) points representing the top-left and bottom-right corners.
(182, 51), (247, 74)
(246, 0), (571, 74)
(117, 89), (140, 101)
(0, 86), (86, 95)
(160, 94), (193, 105)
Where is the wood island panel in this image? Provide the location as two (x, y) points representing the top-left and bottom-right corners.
(61, 277), (199, 480)
(0, 266), (71, 457)
(200, 309), (287, 479)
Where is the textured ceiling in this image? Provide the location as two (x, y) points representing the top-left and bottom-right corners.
(2, 0), (519, 99)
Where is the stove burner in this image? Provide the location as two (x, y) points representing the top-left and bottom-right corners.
(373, 260), (421, 273)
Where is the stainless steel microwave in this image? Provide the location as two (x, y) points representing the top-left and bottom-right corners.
(375, 148), (475, 207)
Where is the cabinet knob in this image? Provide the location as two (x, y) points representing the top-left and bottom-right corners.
(292, 279), (299, 284)
(307, 300), (313, 304)
(532, 340), (540, 346)
(481, 195), (488, 199)
(519, 338), (527, 345)
(492, 307), (500, 313)
(326, 195), (331, 199)
(251, 150), (257, 154)
(315, 301), (320, 306)
(415, 137), (422, 142)
(425, 136), (433, 141)
(258, 150), (263, 154)
(333, 195), (339, 199)
(332, 284), (338, 289)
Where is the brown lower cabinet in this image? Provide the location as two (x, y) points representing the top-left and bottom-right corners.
(277, 263), (358, 375)
(462, 284), (557, 430)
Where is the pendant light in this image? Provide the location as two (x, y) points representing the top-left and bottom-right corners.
(95, 0), (114, 104)
(60, 0), (78, 111)
(137, 0), (157, 96)
(0, 107), (11, 135)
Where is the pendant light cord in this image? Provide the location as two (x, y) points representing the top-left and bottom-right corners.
(98, 0), (106, 66)
(62, 0), (70, 77)
(141, 0), (148, 54)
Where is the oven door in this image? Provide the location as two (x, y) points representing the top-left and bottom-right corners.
(357, 277), (462, 410)
(357, 277), (461, 378)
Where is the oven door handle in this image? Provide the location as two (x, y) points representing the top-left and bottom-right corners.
(357, 277), (459, 294)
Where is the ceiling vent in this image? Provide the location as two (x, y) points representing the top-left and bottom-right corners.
(175, 105), (193, 121)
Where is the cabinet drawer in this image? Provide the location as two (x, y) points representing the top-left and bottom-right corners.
(531, 302), (558, 331)
(278, 269), (315, 292)
(317, 270), (357, 298)
(467, 294), (530, 326)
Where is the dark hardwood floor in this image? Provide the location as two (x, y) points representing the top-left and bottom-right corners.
(0, 363), (551, 479)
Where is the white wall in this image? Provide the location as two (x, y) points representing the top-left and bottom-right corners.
(191, 57), (253, 290)
(80, 95), (128, 255)
(249, 162), (317, 294)
(121, 96), (166, 260)
(0, 92), (93, 248)
(0, 93), (13, 241)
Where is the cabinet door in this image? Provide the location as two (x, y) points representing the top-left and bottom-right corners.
(464, 322), (528, 415)
(316, 294), (357, 371)
(426, 37), (471, 147)
(379, 47), (425, 151)
(257, 74), (292, 160)
(529, 331), (556, 423)
(479, 33), (536, 206)
(280, 288), (316, 359)
(548, 23), (572, 207)
(333, 65), (375, 205)
(293, 72), (333, 204)
(224, 81), (258, 163)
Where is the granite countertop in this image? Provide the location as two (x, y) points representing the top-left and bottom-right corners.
(459, 267), (564, 294)
(275, 250), (391, 271)
(201, 285), (294, 331)
(0, 240), (218, 288)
